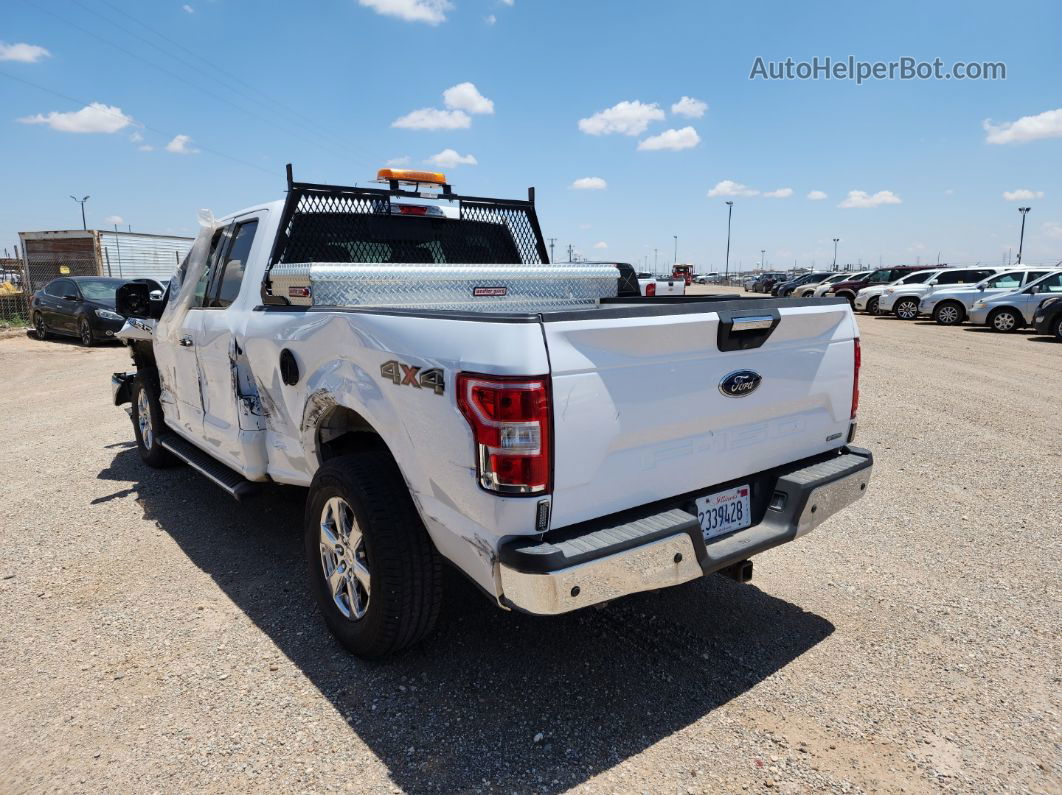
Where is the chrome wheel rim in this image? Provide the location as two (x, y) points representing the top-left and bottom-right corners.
(136, 388), (153, 450)
(319, 497), (370, 620)
(994, 312), (1015, 331)
(80, 320), (91, 344)
(937, 305), (960, 324)
(897, 301), (917, 319)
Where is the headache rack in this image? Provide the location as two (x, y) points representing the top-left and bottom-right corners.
(261, 164), (552, 306)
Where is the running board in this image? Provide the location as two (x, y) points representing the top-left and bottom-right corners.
(158, 435), (260, 501)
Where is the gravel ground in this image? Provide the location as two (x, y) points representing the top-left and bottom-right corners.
(0, 296), (1059, 794)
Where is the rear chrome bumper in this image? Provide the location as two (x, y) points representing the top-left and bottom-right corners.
(498, 447), (873, 615)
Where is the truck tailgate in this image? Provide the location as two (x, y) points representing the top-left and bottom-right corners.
(543, 300), (858, 529)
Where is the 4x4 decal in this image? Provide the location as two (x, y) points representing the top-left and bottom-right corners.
(380, 360), (445, 395)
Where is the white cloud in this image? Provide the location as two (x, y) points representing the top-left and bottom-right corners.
(838, 190), (902, 208)
(181, 4), (194, 13)
(138, 144), (154, 152)
(593, 241), (608, 249)
(443, 82), (494, 115)
(707, 180), (759, 198)
(0, 42), (51, 63)
(385, 155), (411, 166)
(18, 102), (133, 134)
(392, 108), (471, 130)
(578, 100), (665, 136)
(485, 14), (496, 24)
(1002, 188), (1044, 201)
(165, 134), (199, 154)
(426, 148), (477, 168)
(983, 108), (1062, 145)
(806, 190), (827, 200)
(763, 187), (794, 198)
(637, 126), (700, 151)
(571, 177), (607, 190)
(357, 0), (452, 25)
(944, 188), (955, 196)
(1043, 221), (1062, 239)
(671, 96), (707, 118)
(129, 131), (144, 143)
(500, 0), (514, 5)
(104, 215), (124, 225)
(578, 223), (591, 229)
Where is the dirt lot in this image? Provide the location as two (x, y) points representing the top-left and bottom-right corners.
(0, 296), (1059, 794)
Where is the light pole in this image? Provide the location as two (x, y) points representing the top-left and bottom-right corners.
(724, 201), (734, 282)
(70, 195), (90, 230)
(673, 235), (678, 265)
(761, 249), (766, 269)
(1017, 207), (1031, 264)
(832, 238), (840, 268)
(653, 248), (659, 274)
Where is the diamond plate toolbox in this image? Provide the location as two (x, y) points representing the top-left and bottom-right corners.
(269, 263), (619, 313)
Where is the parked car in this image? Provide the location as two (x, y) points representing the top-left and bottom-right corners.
(30, 276), (127, 346)
(791, 273), (839, 297)
(110, 166), (873, 659)
(878, 267), (1001, 319)
(756, 272), (789, 293)
(774, 272), (839, 298)
(853, 269), (937, 315)
(826, 266), (936, 304)
(969, 271), (1062, 331)
(809, 272), (868, 298)
(1032, 293), (1062, 341)
(635, 272), (685, 296)
(920, 268), (1056, 325)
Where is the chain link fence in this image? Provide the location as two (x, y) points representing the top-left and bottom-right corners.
(0, 254), (101, 328)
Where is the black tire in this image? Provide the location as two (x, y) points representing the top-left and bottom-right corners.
(932, 301), (965, 326)
(866, 296), (879, 315)
(894, 298), (920, 320)
(988, 308), (1021, 333)
(130, 374), (179, 468)
(32, 311), (50, 340)
(78, 317), (95, 347)
(835, 291), (855, 305)
(1053, 316), (1062, 342)
(305, 452), (442, 659)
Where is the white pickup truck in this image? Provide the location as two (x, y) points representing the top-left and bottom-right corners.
(111, 167), (873, 658)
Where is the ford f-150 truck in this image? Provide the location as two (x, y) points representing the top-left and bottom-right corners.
(111, 167), (873, 658)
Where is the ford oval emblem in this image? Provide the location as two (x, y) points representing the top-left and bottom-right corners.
(719, 369), (762, 398)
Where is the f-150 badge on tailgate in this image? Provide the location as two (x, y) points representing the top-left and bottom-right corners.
(719, 369), (762, 398)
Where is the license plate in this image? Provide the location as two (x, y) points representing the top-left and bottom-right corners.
(696, 485), (752, 540)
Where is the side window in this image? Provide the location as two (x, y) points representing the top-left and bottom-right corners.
(193, 229), (228, 307)
(1037, 273), (1062, 293)
(989, 273), (1022, 289)
(209, 220), (258, 308)
(935, 271), (964, 285)
(44, 279), (65, 297)
(1023, 271), (1048, 284)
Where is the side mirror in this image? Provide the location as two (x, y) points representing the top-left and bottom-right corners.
(1027, 285), (1040, 294)
(929, 279), (939, 286)
(977, 285), (986, 291)
(62, 293), (79, 301)
(116, 281), (165, 319)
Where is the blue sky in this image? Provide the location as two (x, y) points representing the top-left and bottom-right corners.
(2, 0), (1060, 272)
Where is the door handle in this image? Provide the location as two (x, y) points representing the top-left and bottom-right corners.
(178, 336), (194, 347)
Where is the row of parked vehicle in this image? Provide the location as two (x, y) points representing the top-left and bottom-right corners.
(746, 266), (1062, 339)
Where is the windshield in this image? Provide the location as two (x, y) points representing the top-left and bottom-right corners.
(77, 279), (123, 304)
(898, 271), (934, 284)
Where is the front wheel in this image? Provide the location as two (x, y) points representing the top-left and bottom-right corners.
(933, 302), (965, 326)
(305, 452), (442, 659)
(78, 317), (95, 347)
(130, 375), (179, 468)
(866, 297), (880, 315)
(894, 298), (919, 320)
(988, 308), (1021, 333)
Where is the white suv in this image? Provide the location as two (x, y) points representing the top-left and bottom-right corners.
(853, 269), (937, 315)
(878, 267), (1002, 319)
(920, 268), (1056, 325)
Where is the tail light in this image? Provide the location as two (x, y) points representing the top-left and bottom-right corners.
(457, 373), (551, 494)
(645, 282), (657, 296)
(851, 338), (861, 419)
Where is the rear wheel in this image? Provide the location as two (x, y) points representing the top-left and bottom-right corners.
(988, 308), (1021, 333)
(78, 317), (95, 347)
(835, 291), (855, 305)
(1053, 316), (1062, 342)
(305, 452), (442, 659)
(932, 301), (965, 326)
(33, 312), (49, 340)
(894, 298), (919, 320)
